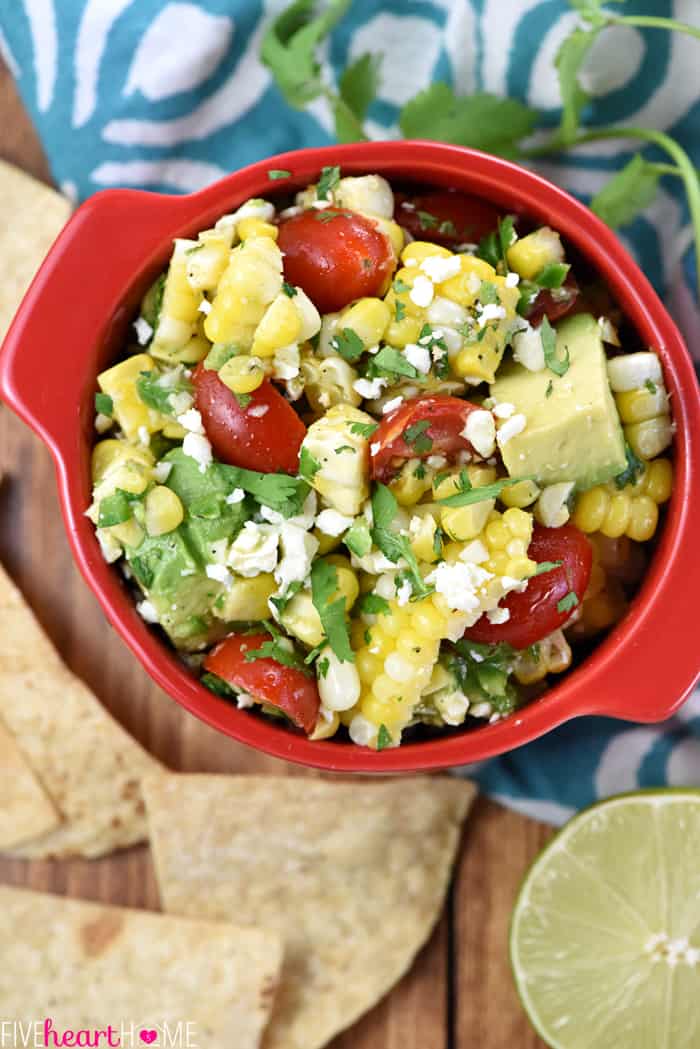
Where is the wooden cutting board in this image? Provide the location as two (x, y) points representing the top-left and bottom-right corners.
(0, 59), (551, 1048)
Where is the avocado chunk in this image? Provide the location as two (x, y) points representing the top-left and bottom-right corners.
(124, 448), (252, 650)
(126, 530), (228, 650)
(490, 313), (626, 490)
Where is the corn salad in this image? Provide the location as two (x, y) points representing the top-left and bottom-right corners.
(88, 167), (675, 748)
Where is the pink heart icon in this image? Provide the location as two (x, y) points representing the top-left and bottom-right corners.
(139, 1031), (157, 1045)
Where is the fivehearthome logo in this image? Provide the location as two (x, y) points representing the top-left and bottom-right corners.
(0, 1022), (198, 1048)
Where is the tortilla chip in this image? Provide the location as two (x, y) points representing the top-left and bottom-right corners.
(143, 772), (476, 1049)
(0, 886), (282, 1049)
(0, 159), (71, 341)
(0, 563), (162, 858)
(0, 719), (59, 848)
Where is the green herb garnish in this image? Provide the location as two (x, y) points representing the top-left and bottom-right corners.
(332, 327), (365, 362)
(282, 281), (297, 297)
(97, 490), (133, 528)
(299, 446), (321, 482)
(267, 169), (292, 179)
(370, 484), (433, 600)
(534, 560), (563, 576)
(376, 724), (392, 750)
(557, 592), (579, 615)
(349, 421), (378, 438)
(200, 672), (237, 698)
(358, 593), (390, 616)
(95, 392), (113, 416)
(614, 441), (645, 490)
(316, 164), (341, 200)
(403, 420), (433, 454)
(310, 560), (354, 662)
(541, 316), (570, 376)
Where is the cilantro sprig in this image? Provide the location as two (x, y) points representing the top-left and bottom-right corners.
(434, 470), (531, 509)
(370, 485), (433, 600)
(310, 560), (354, 662)
(245, 621), (312, 675)
(261, 1), (700, 299)
(219, 464), (309, 517)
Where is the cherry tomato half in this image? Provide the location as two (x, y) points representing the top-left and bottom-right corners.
(394, 190), (502, 249)
(193, 366), (305, 475)
(204, 632), (320, 734)
(526, 274), (580, 326)
(277, 209), (394, 314)
(463, 524), (593, 650)
(370, 395), (485, 482)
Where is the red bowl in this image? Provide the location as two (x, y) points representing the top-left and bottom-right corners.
(1, 141), (699, 772)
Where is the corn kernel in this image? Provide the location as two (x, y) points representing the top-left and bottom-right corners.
(440, 255), (496, 307)
(145, 485), (184, 536)
(573, 486), (610, 533)
(390, 459), (433, 507)
(616, 384), (668, 423)
(215, 574), (276, 621)
(502, 507), (532, 539)
(626, 495), (658, 542)
(507, 556), (537, 579)
(309, 711), (339, 741)
(384, 313), (423, 348)
(600, 492), (631, 538)
(338, 297), (391, 349)
(360, 694), (405, 732)
(252, 294), (302, 358)
(625, 416), (673, 460)
(110, 518), (144, 548)
(643, 457), (673, 504)
(218, 354), (265, 394)
(372, 673), (400, 702)
(236, 217), (278, 240)
(412, 603), (445, 639)
(500, 479), (540, 508)
(486, 519), (511, 550)
(441, 501), (494, 542)
(401, 241), (452, 264)
(507, 227), (564, 280)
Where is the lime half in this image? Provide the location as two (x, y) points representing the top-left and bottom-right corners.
(510, 790), (700, 1049)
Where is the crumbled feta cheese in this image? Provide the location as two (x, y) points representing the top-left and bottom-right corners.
(236, 690), (255, 709)
(478, 303), (507, 328)
(153, 461), (173, 484)
(426, 454), (447, 470)
(206, 563), (233, 587)
(94, 413), (112, 434)
(228, 521), (279, 577)
(487, 606), (511, 625)
(279, 205), (303, 220)
(471, 701), (492, 719)
(215, 198), (275, 231)
(396, 578), (413, 606)
(403, 343), (432, 374)
(137, 599), (159, 623)
(462, 409), (496, 458)
(404, 258), (418, 267)
(426, 561), (494, 616)
(493, 401), (516, 419)
(382, 395), (404, 415)
(316, 508), (354, 536)
(311, 198), (332, 210)
(273, 344), (300, 381)
(512, 321), (546, 372)
(349, 714), (379, 747)
(460, 539), (489, 564)
(466, 272), (482, 295)
(169, 390), (194, 416)
(353, 376), (387, 400)
(182, 431), (213, 473)
(225, 488), (246, 504)
(497, 413), (527, 446)
(420, 254), (462, 283)
(435, 689), (470, 726)
(137, 425), (150, 447)
(426, 297), (468, 328)
(505, 271), (520, 287)
(198, 299), (212, 315)
(409, 274), (435, 308)
(177, 408), (205, 434)
(247, 404), (269, 418)
(274, 523), (319, 592)
(134, 316), (153, 345)
(96, 528), (121, 563)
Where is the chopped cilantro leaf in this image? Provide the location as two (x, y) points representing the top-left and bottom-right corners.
(477, 230), (500, 269)
(136, 371), (193, 416)
(317, 657), (330, 678)
(245, 624), (311, 675)
(479, 281), (499, 305)
(414, 462), (427, 480)
(349, 421), (378, 438)
(219, 464), (309, 517)
(335, 445), (356, 454)
(269, 579), (303, 616)
(417, 209), (438, 230)
(235, 392), (253, 409)
(403, 419), (433, 454)
(394, 299), (406, 322)
(376, 724), (392, 750)
(534, 560), (563, 576)
(331, 327), (365, 362)
(545, 379), (554, 398)
(439, 219), (457, 236)
(344, 519), (372, 557)
(535, 262), (570, 289)
(499, 215), (517, 262)
(370, 484), (433, 600)
(645, 378), (658, 395)
(95, 392), (113, 416)
(541, 316), (570, 376)
(435, 474), (530, 508)
(310, 560), (354, 662)
(614, 441), (645, 490)
(369, 346), (419, 379)
(267, 169), (292, 180)
(314, 209), (353, 223)
(557, 592), (579, 615)
(358, 592), (390, 616)
(316, 165), (341, 200)
(200, 672), (237, 698)
(393, 277), (410, 293)
(299, 446), (321, 482)
(282, 281), (297, 297)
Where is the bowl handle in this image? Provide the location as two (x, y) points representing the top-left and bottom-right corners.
(0, 187), (203, 457)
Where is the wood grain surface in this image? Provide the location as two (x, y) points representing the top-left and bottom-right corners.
(0, 59), (552, 1048)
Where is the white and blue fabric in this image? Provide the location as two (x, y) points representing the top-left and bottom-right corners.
(1, 0), (698, 821)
